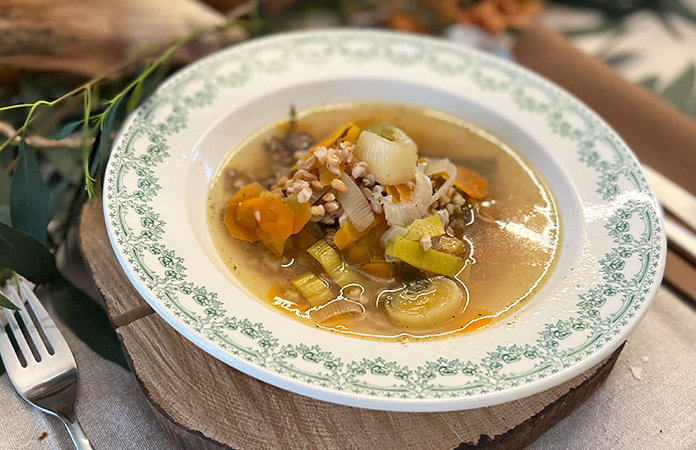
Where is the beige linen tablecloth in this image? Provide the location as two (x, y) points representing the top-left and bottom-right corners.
(1, 286), (694, 449)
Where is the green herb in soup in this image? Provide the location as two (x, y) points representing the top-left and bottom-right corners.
(207, 102), (559, 342)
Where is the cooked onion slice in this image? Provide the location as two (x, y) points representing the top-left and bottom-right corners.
(423, 158), (451, 176)
(311, 299), (365, 323)
(381, 277), (464, 330)
(354, 129), (417, 185)
(336, 173), (375, 232)
(381, 169), (432, 227)
(430, 162), (457, 206)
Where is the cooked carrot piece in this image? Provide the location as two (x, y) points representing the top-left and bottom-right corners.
(361, 261), (392, 279)
(224, 182), (266, 242)
(342, 125), (361, 144)
(395, 183), (414, 201)
(224, 207), (258, 241)
(385, 185), (401, 203)
(286, 195), (313, 234)
(313, 122), (358, 150)
(235, 197), (260, 229)
(255, 192), (295, 255)
(319, 166), (341, 186)
(454, 166), (488, 200)
(344, 245), (371, 265)
(334, 220), (366, 250)
(333, 215), (384, 250)
(230, 182), (265, 205)
(385, 183), (414, 203)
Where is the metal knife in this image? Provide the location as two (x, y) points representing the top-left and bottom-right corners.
(644, 166), (696, 266)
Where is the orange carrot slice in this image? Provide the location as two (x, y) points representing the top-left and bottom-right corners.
(224, 182), (265, 242)
(313, 122), (358, 150)
(454, 166), (488, 200)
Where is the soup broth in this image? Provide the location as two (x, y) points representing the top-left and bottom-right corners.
(208, 102), (559, 342)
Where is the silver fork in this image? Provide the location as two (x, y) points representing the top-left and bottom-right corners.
(0, 277), (94, 450)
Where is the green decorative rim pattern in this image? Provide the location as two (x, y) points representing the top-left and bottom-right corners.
(104, 30), (665, 410)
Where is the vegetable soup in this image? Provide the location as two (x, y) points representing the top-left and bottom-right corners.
(207, 102), (559, 342)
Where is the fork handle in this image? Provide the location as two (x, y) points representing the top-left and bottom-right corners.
(60, 415), (95, 450)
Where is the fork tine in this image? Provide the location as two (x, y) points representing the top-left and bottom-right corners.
(2, 305), (34, 365)
(5, 282), (50, 360)
(0, 317), (20, 371)
(17, 278), (71, 355)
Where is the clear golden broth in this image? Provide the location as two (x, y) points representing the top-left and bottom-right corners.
(207, 102), (560, 342)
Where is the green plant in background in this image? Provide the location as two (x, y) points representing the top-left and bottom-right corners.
(0, 6), (264, 373)
(640, 64), (696, 119)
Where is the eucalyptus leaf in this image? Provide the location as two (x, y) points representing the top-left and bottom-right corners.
(661, 64), (695, 109)
(54, 120), (83, 140)
(0, 292), (18, 310)
(88, 128), (102, 178)
(47, 275), (128, 370)
(10, 140), (49, 245)
(126, 81), (143, 114)
(0, 222), (57, 284)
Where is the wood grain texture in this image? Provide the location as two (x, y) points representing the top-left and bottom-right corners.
(79, 195), (622, 450)
(79, 200), (155, 327)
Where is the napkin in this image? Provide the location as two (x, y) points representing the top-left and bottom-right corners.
(512, 24), (696, 300)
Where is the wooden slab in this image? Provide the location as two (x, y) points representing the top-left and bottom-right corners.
(79, 197), (623, 450)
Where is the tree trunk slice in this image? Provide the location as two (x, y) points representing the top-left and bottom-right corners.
(79, 198), (623, 450)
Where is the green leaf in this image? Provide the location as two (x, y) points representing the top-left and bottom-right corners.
(126, 81), (143, 114)
(639, 75), (659, 91)
(0, 222), (57, 284)
(88, 128), (102, 178)
(0, 291), (18, 310)
(54, 120), (83, 140)
(48, 275), (128, 370)
(661, 64), (695, 109)
(10, 140), (49, 245)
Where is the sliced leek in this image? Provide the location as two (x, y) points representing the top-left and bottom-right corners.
(336, 173), (374, 232)
(307, 239), (360, 287)
(381, 277), (464, 329)
(354, 126), (417, 185)
(292, 273), (334, 307)
(404, 215), (446, 241)
(311, 299), (365, 323)
(386, 235), (465, 277)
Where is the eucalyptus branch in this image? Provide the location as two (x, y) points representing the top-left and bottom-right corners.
(0, 120), (89, 149)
